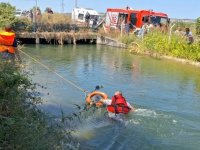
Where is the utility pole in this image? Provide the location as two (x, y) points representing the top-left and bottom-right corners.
(74, 0), (77, 8)
(73, 0), (77, 34)
(61, 0), (64, 13)
(73, 0), (77, 24)
(34, 0), (38, 32)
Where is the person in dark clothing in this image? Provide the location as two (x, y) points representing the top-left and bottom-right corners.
(185, 27), (194, 44)
(90, 86), (103, 103)
(92, 15), (98, 31)
(85, 12), (90, 28)
(125, 21), (130, 35)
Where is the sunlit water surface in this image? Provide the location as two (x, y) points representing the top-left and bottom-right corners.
(23, 44), (200, 150)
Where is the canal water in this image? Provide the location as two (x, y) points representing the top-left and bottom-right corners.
(23, 44), (200, 150)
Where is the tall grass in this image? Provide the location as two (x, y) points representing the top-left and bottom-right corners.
(40, 13), (72, 24)
(121, 30), (200, 62)
(11, 13), (73, 32)
(144, 31), (200, 61)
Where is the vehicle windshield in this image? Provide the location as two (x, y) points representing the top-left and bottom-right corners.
(150, 16), (168, 25)
(78, 13), (84, 20)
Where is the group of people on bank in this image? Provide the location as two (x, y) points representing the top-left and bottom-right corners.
(123, 17), (195, 45)
(139, 23), (195, 44)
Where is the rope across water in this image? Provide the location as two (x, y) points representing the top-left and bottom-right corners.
(19, 49), (88, 95)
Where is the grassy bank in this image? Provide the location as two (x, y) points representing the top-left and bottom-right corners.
(0, 62), (79, 149)
(120, 30), (200, 62)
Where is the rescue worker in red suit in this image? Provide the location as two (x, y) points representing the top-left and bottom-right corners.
(100, 91), (134, 121)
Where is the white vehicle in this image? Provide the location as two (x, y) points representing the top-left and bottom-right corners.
(15, 9), (23, 17)
(72, 7), (99, 26)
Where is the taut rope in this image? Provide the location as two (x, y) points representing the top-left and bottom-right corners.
(19, 49), (88, 94)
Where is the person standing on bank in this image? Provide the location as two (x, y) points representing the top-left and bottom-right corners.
(85, 12), (91, 28)
(185, 27), (194, 44)
(100, 91), (135, 121)
(0, 24), (22, 63)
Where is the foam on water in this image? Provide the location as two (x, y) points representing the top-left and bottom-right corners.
(134, 108), (158, 117)
(126, 119), (140, 125)
(72, 108), (160, 138)
(70, 109), (111, 140)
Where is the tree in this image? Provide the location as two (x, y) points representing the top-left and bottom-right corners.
(0, 2), (16, 28)
(196, 17), (200, 35)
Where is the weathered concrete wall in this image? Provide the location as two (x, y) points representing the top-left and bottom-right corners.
(16, 32), (127, 48)
(97, 35), (127, 48)
(16, 32), (97, 45)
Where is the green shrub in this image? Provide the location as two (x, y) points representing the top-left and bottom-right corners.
(0, 2), (16, 28)
(0, 63), (78, 149)
(12, 17), (33, 32)
(196, 17), (200, 35)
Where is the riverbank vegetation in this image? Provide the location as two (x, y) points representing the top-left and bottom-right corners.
(0, 3), (16, 28)
(196, 17), (200, 35)
(119, 22), (200, 62)
(0, 3), (30, 32)
(0, 2), (74, 32)
(0, 62), (80, 149)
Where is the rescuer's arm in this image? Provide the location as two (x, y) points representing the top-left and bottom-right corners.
(99, 98), (112, 105)
(127, 102), (135, 112)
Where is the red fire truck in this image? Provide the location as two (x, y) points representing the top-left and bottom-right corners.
(105, 8), (169, 31)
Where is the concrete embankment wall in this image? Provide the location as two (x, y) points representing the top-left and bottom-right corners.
(16, 32), (200, 67)
(16, 32), (127, 48)
(16, 32), (97, 45)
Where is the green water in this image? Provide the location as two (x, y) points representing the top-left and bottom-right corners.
(23, 44), (200, 150)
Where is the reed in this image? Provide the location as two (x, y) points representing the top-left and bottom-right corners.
(40, 13), (72, 24)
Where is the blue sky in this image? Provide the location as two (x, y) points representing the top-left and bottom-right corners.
(1, 0), (200, 19)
